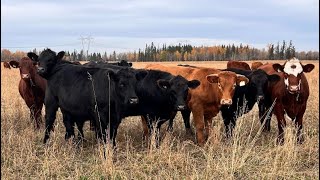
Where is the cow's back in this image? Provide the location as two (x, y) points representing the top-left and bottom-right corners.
(227, 61), (251, 70)
(145, 64), (196, 80)
(251, 62), (264, 70)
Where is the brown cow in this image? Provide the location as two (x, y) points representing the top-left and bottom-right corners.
(251, 61), (264, 70)
(9, 58), (47, 129)
(258, 58), (314, 144)
(145, 64), (249, 146)
(227, 60), (251, 70)
(3, 62), (11, 69)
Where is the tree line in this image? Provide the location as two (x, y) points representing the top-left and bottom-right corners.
(1, 40), (318, 62)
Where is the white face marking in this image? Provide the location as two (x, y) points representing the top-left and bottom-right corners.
(283, 58), (303, 77)
(239, 81), (246, 86)
(284, 78), (289, 86)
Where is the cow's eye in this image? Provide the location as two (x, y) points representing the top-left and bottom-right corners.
(233, 83), (236, 88)
(218, 83), (221, 88)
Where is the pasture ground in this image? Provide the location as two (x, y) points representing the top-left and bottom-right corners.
(1, 60), (319, 179)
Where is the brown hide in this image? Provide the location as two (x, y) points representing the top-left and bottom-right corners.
(227, 60), (251, 70)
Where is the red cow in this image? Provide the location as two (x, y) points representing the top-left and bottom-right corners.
(9, 58), (47, 129)
(3, 62), (11, 69)
(251, 61), (264, 70)
(227, 61), (251, 70)
(258, 58), (314, 144)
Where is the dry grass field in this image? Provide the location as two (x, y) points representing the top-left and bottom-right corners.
(1, 60), (319, 179)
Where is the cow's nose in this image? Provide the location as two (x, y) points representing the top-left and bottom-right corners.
(176, 105), (186, 110)
(257, 95), (264, 101)
(37, 67), (45, 74)
(129, 97), (139, 104)
(290, 85), (299, 92)
(21, 74), (30, 79)
(221, 99), (232, 105)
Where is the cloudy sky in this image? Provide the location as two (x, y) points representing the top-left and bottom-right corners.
(1, 0), (319, 53)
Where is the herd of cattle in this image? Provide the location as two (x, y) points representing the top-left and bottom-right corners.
(3, 48), (315, 147)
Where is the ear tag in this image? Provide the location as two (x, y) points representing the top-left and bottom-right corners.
(239, 81), (246, 86)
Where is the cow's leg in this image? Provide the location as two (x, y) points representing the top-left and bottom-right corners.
(273, 103), (286, 145)
(260, 99), (273, 132)
(191, 105), (205, 146)
(204, 114), (214, 139)
(62, 112), (75, 141)
(29, 106), (37, 128)
(166, 111), (177, 133)
(181, 109), (193, 135)
(155, 119), (168, 148)
(221, 107), (235, 138)
(141, 116), (150, 140)
(75, 120), (85, 141)
(93, 112), (106, 142)
(35, 103), (43, 129)
(109, 121), (121, 148)
(43, 96), (58, 144)
(295, 104), (306, 144)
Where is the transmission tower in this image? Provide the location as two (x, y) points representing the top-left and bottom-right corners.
(78, 35), (94, 60)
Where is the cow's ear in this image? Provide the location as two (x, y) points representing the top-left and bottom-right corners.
(236, 74), (249, 86)
(56, 51), (65, 60)
(135, 70), (148, 81)
(27, 52), (38, 62)
(157, 79), (171, 90)
(128, 62), (133, 67)
(188, 80), (200, 89)
(267, 74), (280, 82)
(206, 74), (219, 83)
(272, 63), (284, 72)
(9, 60), (19, 68)
(302, 64), (314, 73)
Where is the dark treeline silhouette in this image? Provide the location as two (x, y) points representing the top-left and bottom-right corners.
(1, 40), (318, 62)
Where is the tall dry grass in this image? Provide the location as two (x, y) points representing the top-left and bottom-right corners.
(1, 61), (319, 179)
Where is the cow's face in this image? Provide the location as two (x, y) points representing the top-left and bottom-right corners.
(248, 69), (280, 101)
(110, 68), (148, 105)
(9, 57), (37, 81)
(273, 58), (314, 94)
(27, 49), (65, 78)
(206, 71), (249, 105)
(157, 75), (200, 110)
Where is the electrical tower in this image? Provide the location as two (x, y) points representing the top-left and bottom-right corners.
(79, 35), (94, 60)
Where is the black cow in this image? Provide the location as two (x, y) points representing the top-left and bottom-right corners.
(27, 49), (147, 147)
(219, 68), (280, 136)
(110, 60), (132, 67)
(83, 60), (132, 68)
(83, 62), (200, 145)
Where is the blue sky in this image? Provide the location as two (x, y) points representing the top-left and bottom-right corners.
(1, 0), (319, 53)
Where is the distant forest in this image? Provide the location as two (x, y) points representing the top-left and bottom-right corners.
(1, 40), (318, 62)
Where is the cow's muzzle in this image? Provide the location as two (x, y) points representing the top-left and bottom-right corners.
(221, 99), (232, 105)
(176, 105), (186, 111)
(257, 95), (264, 101)
(129, 97), (139, 104)
(21, 74), (30, 79)
(37, 67), (45, 74)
